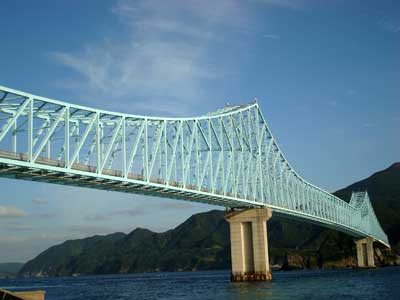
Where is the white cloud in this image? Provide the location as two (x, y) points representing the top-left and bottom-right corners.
(51, 0), (250, 116)
(0, 206), (29, 218)
(50, 0), (288, 117)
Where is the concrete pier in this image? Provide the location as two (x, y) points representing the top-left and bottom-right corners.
(225, 208), (272, 281)
(355, 237), (375, 268)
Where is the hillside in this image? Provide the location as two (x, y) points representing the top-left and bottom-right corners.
(20, 211), (230, 276)
(19, 163), (400, 277)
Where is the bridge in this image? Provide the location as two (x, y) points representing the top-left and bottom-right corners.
(0, 85), (389, 281)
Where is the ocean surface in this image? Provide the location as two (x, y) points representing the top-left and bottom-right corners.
(1, 267), (400, 300)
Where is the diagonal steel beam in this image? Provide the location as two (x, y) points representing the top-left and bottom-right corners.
(0, 97), (30, 142)
(69, 114), (97, 168)
(99, 118), (123, 174)
(126, 120), (145, 178)
(32, 107), (66, 162)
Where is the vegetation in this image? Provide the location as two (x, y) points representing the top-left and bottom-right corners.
(19, 163), (400, 277)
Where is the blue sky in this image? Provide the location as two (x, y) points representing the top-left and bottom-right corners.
(0, 0), (399, 263)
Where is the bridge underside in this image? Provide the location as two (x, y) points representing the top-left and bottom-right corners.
(0, 157), (247, 208)
(0, 155), (385, 247)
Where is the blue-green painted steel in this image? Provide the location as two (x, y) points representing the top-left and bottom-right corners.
(0, 85), (389, 247)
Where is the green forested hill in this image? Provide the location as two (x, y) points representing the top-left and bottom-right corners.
(19, 163), (400, 277)
(19, 211), (230, 276)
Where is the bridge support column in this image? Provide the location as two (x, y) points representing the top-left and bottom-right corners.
(355, 237), (375, 268)
(225, 208), (272, 281)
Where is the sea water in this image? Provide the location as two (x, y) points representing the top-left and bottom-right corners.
(1, 267), (399, 300)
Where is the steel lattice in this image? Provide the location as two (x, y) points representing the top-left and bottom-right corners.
(0, 85), (389, 246)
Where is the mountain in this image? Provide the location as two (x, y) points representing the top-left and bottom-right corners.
(0, 262), (24, 278)
(334, 162), (400, 246)
(20, 211), (230, 276)
(19, 163), (400, 277)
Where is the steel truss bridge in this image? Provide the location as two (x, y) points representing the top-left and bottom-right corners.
(0, 86), (388, 246)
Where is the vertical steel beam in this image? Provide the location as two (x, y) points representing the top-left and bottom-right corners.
(96, 113), (101, 173)
(65, 106), (70, 167)
(144, 118), (148, 180)
(164, 121), (167, 180)
(46, 118), (51, 159)
(12, 119), (17, 153)
(28, 98), (33, 162)
(122, 117), (126, 177)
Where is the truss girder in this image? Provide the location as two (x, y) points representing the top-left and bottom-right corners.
(0, 85), (389, 246)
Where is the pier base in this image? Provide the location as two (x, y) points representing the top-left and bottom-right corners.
(355, 237), (375, 268)
(225, 208), (272, 281)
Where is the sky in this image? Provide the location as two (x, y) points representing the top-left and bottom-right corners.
(0, 0), (399, 263)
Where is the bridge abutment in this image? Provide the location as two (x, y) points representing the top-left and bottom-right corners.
(355, 237), (375, 268)
(225, 208), (272, 281)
